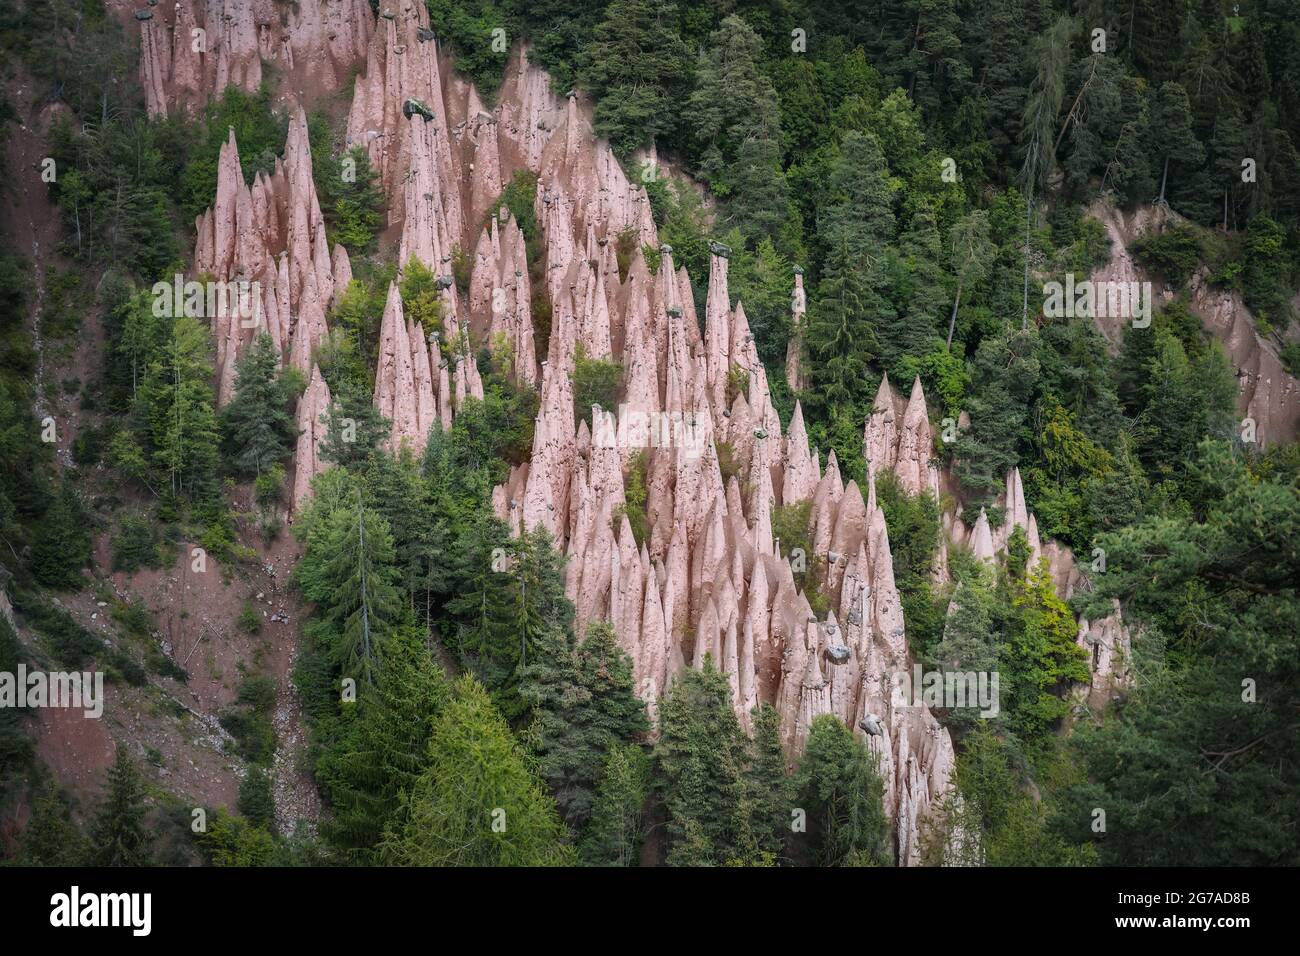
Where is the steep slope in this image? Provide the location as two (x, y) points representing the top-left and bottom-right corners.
(180, 2), (1142, 864)
(1088, 201), (1300, 446)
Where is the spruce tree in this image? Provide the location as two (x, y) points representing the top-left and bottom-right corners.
(745, 703), (793, 860)
(580, 742), (650, 866)
(31, 482), (91, 589)
(142, 315), (221, 504)
(90, 746), (153, 867)
(578, 0), (691, 156)
(796, 715), (891, 867)
(222, 332), (297, 478)
(316, 625), (449, 860)
(655, 662), (753, 865)
(521, 620), (649, 831)
(449, 526), (572, 722)
(295, 492), (406, 685)
(237, 768), (276, 832)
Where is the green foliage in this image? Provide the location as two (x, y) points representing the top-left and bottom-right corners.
(796, 715), (890, 867)
(315, 626), (449, 861)
(90, 747), (153, 867)
(1003, 560), (1090, 744)
(580, 742), (650, 865)
(875, 472), (943, 656)
(222, 333), (299, 478)
(1131, 225), (1203, 289)
(310, 111), (386, 256)
(579, 0), (691, 157)
(238, 768), (276, 831)
(380, 675), (575, 866)
(196, 810), (276, 867)
(426, 0), (511, 98)
(447, 526), (571, 722)
(140, 315), (222, 506)
(295, 484), (407, 687)
(655, 662), (755, 866)
(614, 451), (649, 546)
(400, 262), (445, 343)
(1056, 442), (1300, 865)
(520, 620), (648, 832)
(112, 512), (163, 573)
(30, 481), (92, 589)
(179, 85), (287, 219)
(936, 727), (1093, 866)
(19, 780), (86, 865)
(572, 343), (622, 427)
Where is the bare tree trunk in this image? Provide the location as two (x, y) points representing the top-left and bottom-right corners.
(946, 282), (963, 349)
(1022, 195), (1031, 330)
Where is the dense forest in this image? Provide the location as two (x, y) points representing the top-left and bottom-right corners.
(0, 0), (1296, 870)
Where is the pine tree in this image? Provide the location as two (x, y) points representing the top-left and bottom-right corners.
(580, 742), (650, 866)
(21, 781), (86, 865)
(945, 211), (994, 349)
(954, 327), (1042, 506)
(807, 242), (879, 417)
(31, 481), (91, 589)
(579, 0), (691, 156)
(90, 746), (153, 867)
(881, 201), (950, 375)
(796, 715), (891, 866)
(222, 333), (297, 478)
(379, 676), (574, 866)
(655, 662), (753, 865)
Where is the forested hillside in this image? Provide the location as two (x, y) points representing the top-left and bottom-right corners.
(0, 0), (1295, 872)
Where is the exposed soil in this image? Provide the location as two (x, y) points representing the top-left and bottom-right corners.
(2, 65), (318, 832)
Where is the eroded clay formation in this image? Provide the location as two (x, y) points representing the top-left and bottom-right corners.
(1088, 201), (1300, 446)
(135, 0), (375, 117)
(187, 1), (1131, 863)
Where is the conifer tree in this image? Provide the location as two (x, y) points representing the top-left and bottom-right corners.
(1004, 559), (1090, 742)
(295, 493), (405, 685)
(579, 0), (691, 156)
(449, 526), (571, 722)
(317, 625), (449, 860)
(1150, 82), (1206, 206)
(141, 315), (221, 504)
(90, 746), (153, 867)
(521, 620), (649, 831)
(222, 332), (298, 478)
(745, 703), (793, 860)
(655, 662), (753, 866)
(580, 742), (650, 866)
(796, 715), (891, 867)
(380, 676), (574, 866)
(31, 481), (91, 589)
